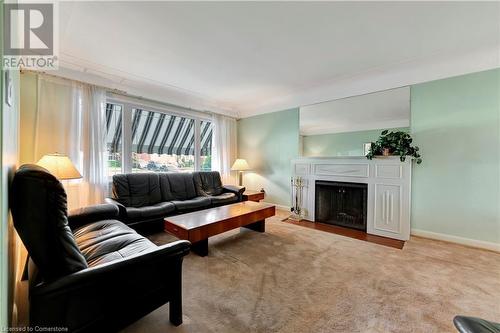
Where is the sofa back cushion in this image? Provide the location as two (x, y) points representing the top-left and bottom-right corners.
(193, 171), (224, 196)
(112, 173), (162, 207)
(10, 164), (88, 282)
(159, 173), (174, 201)
(163, 173), (197, 200)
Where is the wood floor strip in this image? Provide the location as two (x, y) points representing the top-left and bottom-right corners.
(282, 219), (405, 249)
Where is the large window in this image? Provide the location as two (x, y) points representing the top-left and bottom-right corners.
(105, 101), (212, 175)
(200, 120), (213, 171)
(105, 103), (123, 177)
(131, 109), (196, 173)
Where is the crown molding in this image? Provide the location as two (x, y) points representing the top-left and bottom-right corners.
(237, 46), (500, 118)
(55, 46), (499, 120)
(56, 54), (240, 118)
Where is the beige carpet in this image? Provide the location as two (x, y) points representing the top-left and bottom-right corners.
(121, 213), (500, 333)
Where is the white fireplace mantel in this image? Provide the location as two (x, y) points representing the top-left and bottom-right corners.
(291, 156), (412, 241)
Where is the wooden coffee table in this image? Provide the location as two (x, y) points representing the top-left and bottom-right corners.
(164, 201), (276, 256)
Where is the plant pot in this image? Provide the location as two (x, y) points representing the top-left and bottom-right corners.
(382, 148), (391, 156)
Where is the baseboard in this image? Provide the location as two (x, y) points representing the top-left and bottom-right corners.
(411, 229), (500, 253)
(262, 201), (290, 212)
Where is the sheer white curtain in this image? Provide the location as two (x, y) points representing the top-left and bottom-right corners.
(80, 85), (108, 205)
(33, 74), (108, 208)
(211, 113), (237, 184)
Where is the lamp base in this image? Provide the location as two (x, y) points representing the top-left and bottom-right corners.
(238, 171), (243, 186)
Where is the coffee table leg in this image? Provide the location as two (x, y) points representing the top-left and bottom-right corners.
(243, 220), (265, 232)
(191, 238), (208, 256)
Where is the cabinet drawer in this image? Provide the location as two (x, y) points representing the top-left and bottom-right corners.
(164, 222), (189, 239)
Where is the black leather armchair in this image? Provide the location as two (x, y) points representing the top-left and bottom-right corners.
(454, 316), (500, 333)
(10, 164), (190, 332)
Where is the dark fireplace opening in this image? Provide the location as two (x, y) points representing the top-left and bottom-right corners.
(315, 180), (368, 231)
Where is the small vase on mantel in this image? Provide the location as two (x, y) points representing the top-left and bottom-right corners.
(382, 148), (391, 156)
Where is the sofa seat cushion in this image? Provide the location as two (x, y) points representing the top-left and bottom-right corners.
(171, 197), (211, 212)
(210, 193), (238, 206)
(74, 220), (156, 267)
(125, 202), (176, 222)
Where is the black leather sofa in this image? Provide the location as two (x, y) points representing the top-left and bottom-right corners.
(10, 164), (191, 332)
(106, 171), (245, 229)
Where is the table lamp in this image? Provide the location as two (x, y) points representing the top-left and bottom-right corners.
(231, 159), (250, 186)
(36, 153), (82, 180)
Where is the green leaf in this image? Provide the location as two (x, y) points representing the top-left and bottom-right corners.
(373, 130), (423, 165)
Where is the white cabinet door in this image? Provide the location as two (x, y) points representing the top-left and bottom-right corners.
(371, 184), (406, 239)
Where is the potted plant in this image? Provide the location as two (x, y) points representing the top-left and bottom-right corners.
(366, 130), (422, 164)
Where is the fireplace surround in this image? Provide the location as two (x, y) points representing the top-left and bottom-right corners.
(291, 157), (412, 240)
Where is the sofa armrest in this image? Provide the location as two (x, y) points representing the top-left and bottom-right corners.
(29, 240), (191, 330)
(223, 185), (246, 201)
(105, 197), (127, 217)
(68, 203), (119, 230)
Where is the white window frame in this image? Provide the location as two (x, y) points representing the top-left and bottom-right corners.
(106, 94), (212, 174)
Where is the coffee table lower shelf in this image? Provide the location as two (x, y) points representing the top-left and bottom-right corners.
(164, 201), (275, 257)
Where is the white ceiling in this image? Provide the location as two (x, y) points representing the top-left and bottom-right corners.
(57, 1), (500, 118)
(300, 87), (410, 136)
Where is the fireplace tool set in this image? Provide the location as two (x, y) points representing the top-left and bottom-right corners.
(287, 176), (306, 221)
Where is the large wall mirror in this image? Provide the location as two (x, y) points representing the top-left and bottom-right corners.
(299, 86), (410, 157)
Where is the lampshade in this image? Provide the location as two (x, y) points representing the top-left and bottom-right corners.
(231, 159), (250, 171)
(37, 154), (82, 180)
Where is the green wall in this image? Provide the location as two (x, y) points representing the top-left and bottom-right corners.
(411, 69), (500, 243)
(238, 69), (500, 244)
(302, 127), (409, 157)
(238, 109), (299, 206)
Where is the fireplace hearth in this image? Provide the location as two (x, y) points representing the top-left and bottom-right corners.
(315, 180), (367, 231)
